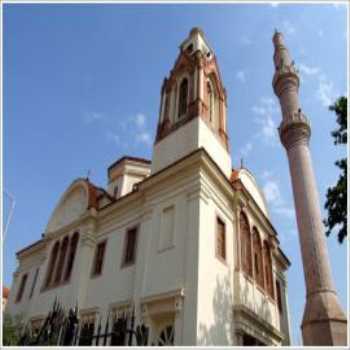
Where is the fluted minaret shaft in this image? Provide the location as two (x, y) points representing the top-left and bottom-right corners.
(272, 31), (347, 346)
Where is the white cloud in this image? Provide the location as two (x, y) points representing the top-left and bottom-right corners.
(270, 2), (279, 7)
(134, 113), (146, 128)
(106, 131), (120, 145)
(236, 70), (246, 83)
(106, 112), (153, 149)
(261, 170), (273, 180)
(259, 115), (276, 139)
(132, 113), (153, 145)
(263, 178), (295, 220)
(136, 131), (152, 146)
(240, 142), (253, 157)
(273, 206), (295, 219)
(83, 111), (104, 124)
(263, 180), (282, 204)
(316, 75), (338, 107)
(252, 97), (279, 144)
(298, 63), (320, 76)
(282, 20), (296, 35)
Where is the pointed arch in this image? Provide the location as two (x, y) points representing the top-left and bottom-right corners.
(44, 241), (60, 288)
(240, 212), (252, 277)
(252, 227), (264, 288)
(263, 240), (274, 298)
(53, 236), (69, 285)
(63, 232), (79, 282)
(178, 78), (188, 118)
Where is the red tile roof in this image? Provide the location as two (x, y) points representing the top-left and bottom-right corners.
(3, 286), (10, 299)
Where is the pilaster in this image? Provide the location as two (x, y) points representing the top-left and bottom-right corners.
(73, 218), (97, 310)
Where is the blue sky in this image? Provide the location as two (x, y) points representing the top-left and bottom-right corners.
(3, 3), (348, 345)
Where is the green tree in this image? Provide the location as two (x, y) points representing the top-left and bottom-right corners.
(324, 96), (347, 243)
(2, 313), (24, 345)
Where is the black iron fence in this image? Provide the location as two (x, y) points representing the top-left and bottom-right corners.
(18, 299), (148, 346)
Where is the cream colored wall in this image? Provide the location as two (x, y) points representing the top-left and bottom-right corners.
(239, 170), (270, 219)
(197, 117), (231, 178)
(108, 162), (150, 198)
(152, 117), (198, 174)
(152, 117), (231, 179)
(6, 169), (203, 344)
(196, 175), (234, 345)
(46, 186), (87, 232)
(236, 273), (278, 330)
(6, 154), (289, 346)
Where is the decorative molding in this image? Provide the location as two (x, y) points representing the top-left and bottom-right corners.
(234, 304), (283, 344)
(279, 109), (311, 150)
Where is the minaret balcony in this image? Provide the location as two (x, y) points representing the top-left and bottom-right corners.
(272, 63), (300, 94)
(278, 110), (311, 149)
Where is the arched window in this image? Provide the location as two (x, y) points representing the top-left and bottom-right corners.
(54, 236), (69, 285)
(207, 81), (214, 122)
(178, 78), (188, 118)
(263, 241), (274, 298)
(44, 241), (60, 288)
(253, 228), (264, 288)
(63, 232), (79, 282)
(240, 212), (252, 277)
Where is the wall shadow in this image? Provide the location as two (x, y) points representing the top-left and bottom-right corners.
(198, 274), (232, 345)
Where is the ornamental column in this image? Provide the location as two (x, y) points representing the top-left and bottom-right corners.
(272, 30), (347, 345)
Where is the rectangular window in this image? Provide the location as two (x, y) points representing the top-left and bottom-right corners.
(16, 273), (28, 303)
(123, 227), (138, 266)
(29, 268), (39, 299)
(92, 241), (107, 276)
(216, 217), (226, 261)
(159, 206), (175, 251)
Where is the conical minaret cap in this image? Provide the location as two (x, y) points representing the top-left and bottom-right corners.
(190, 27), (205, 37)
(273, 29), (285, 47)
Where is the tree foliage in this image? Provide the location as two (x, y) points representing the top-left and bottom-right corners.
(324, 96), (347, 243)
(2, 313), (24, 345)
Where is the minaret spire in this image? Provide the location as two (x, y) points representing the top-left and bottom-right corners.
(272, 32), (347, 345)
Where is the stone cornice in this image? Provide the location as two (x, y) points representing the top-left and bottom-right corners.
(233, 304), (284, 343)
(16, 239), (46, 259)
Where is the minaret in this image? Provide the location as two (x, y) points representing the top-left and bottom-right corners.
(272, 31), (347, 345)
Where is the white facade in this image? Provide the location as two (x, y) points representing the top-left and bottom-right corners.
(5, 28), (291, 346)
